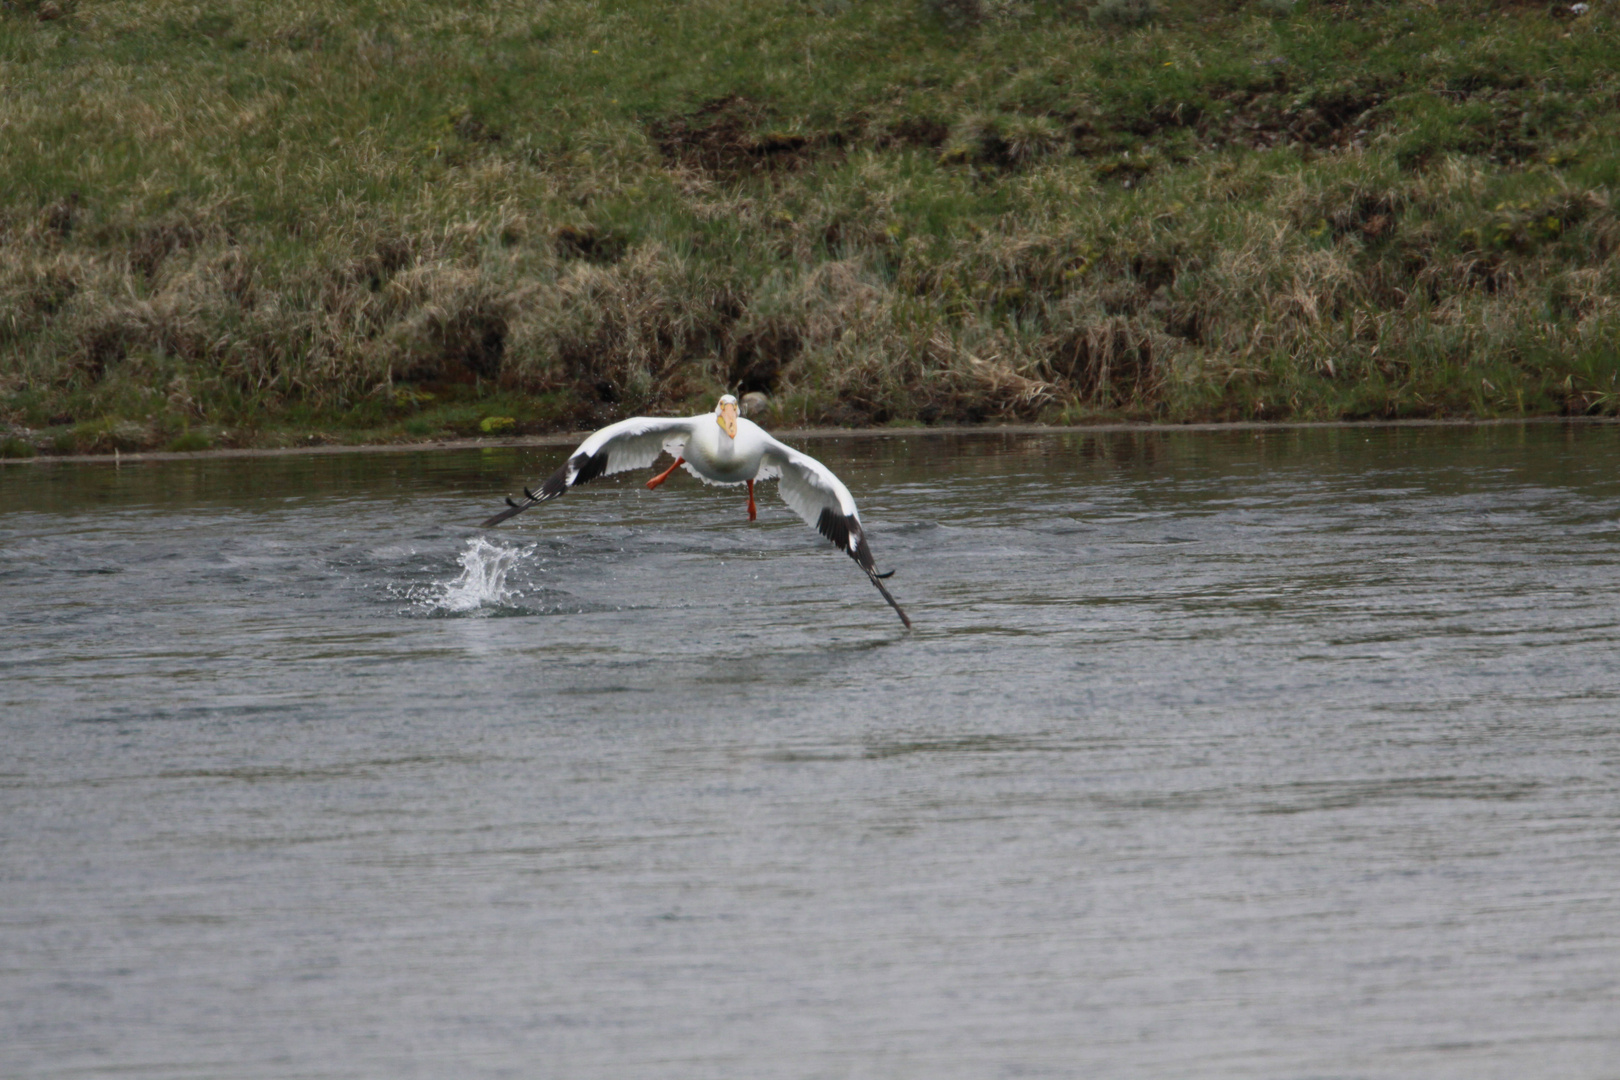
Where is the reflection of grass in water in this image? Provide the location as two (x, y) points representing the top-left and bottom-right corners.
(4, 0), (1620, 455)
(1248, 776), (1544, 815)
(863, 733), (1051, 759)
(762, 731), (1098, 764)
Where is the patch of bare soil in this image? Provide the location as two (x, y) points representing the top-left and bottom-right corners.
(650, 95), (832, 180)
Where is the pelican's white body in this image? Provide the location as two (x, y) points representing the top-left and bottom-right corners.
(680, 417), (780, 485)
(569, 410), (862, 524)
(679, 412), (762, 485)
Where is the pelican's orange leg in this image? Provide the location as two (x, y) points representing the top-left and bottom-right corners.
(646, 456), (684, 490)
(746, 478), (757, 521)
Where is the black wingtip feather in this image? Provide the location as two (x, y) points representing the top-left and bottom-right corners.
(479, 500), (532, 528)
(570, 449), (610, 488)
(867, 568), (912, 628)
(816, 508), (910, 626)
(482, 458), (581, 528)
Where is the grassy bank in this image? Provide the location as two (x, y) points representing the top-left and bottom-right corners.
(4, 0), (1620, 457)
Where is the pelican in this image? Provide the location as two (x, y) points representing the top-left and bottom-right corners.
(480, 395), (911, 626)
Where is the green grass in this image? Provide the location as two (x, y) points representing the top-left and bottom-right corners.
(4, 0), (1620, 453)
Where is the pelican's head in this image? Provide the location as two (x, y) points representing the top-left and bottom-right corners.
(715, 394), (739, 440)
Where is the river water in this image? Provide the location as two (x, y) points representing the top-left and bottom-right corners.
(3, 425), (1618, 1079)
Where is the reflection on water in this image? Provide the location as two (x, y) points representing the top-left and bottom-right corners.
(3, 424), (1619, 1079)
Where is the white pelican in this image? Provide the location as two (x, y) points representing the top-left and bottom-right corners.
(480, 395), (911, 626)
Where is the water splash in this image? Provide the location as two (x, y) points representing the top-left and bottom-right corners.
(411, 537), (535, 615)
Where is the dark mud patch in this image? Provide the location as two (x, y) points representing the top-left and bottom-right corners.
(1203, 80), (1389, 152)
(651, 95), (832, 180)
(553, 224), (627, 264)
(1045, 323), (1161, 405)
(725, 322), (801, 395)
(881, 115), (952, 150)
(399, 301), (509, 384)
(42, 192), (82, 241)
(350, 236), (418, 290)
(128, 216), (226, 279)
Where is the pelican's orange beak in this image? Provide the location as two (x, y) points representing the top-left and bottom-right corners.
(717, 400), (738, 440)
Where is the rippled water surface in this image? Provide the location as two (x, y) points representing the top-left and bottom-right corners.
(4, 425), (1619, 1079)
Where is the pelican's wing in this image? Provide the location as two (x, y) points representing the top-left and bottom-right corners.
(758, 432), (911, 627)
(479, 416), (695, 527)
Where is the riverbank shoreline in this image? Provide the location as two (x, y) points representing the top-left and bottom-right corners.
(6, 415), (1615, 468)
(7, 1), (1620, 452)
